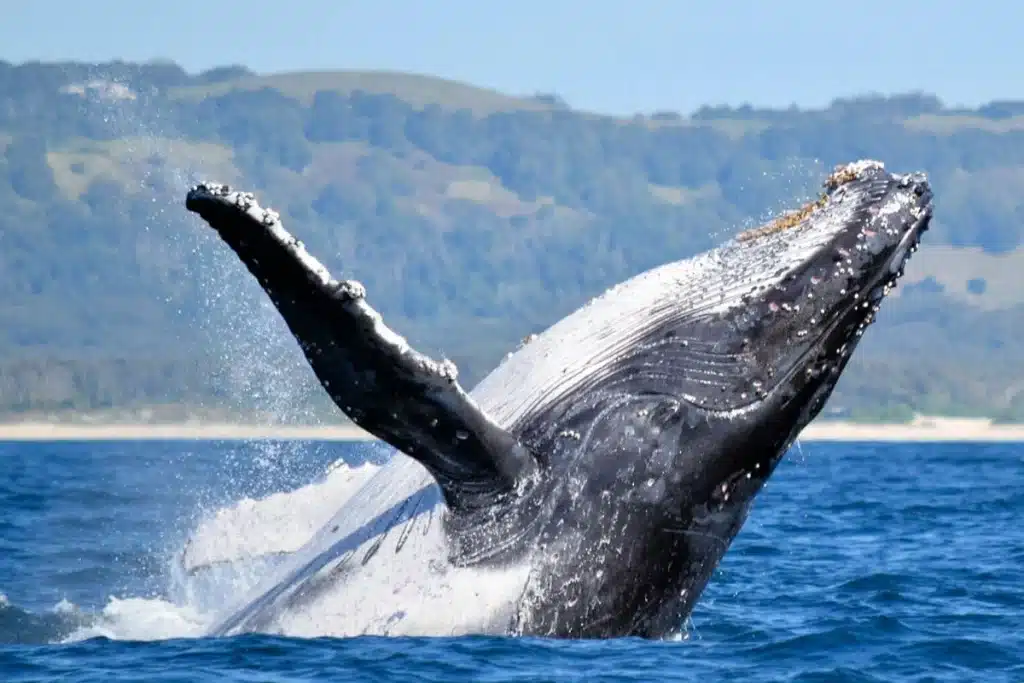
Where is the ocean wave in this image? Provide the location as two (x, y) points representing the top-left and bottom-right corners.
(0, 594), (89, 645)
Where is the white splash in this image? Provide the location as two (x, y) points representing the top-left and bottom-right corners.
(65, 598), (207, 642)
(179, 459), (379, 575)
(60, 454), (527, 641)
(62, 459), (385, 643)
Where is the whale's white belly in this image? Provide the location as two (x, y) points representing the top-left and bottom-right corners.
(268, 506), (530, 638)
(208, 450), (530, 637)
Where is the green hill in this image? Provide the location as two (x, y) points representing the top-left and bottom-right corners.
(2, 59), (1023, 423)
(166, 69), (558, 113)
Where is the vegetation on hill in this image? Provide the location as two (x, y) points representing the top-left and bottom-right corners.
(1, 59), (1023, 423)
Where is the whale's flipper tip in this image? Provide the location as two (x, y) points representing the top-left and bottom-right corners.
(184, 185), (538, 513)
(187, 183), (265, 223)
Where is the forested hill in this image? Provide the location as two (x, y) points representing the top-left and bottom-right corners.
(2, 59), (1023, 423)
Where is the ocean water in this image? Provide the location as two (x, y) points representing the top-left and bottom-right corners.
(0, 438), (1020, 682)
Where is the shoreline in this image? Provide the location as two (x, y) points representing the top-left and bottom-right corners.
(0, 416), (1022, 443)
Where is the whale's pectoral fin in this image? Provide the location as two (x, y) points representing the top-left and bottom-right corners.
(185, 184), (538, 513)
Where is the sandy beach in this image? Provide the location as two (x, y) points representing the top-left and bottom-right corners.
(0, 415), (1021, 442)
(798, 416), (1024, 442)
(0, 421), (374, 442)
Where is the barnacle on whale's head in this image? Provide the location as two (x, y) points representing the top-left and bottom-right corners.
(735, 160), (887, 244)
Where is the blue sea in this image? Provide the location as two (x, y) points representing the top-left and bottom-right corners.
(0, 438), (1021, 682)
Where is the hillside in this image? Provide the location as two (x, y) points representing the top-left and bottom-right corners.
(1, 59), (1024, 422)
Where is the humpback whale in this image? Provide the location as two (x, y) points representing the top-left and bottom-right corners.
(184, 159), (932, 639)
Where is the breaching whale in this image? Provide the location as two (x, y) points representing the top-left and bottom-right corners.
(183, 159), (932, 639)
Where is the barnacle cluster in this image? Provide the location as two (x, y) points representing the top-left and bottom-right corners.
(735, 160), (883, 243)
(824, 159), (882, 190)
(824, 166), (860, 190)
(735, 193), (829, 243)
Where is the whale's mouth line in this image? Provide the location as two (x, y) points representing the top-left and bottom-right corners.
(873, 196), (932, 294)
(886, 200), (932, 276)
(762, 196), (932, 409)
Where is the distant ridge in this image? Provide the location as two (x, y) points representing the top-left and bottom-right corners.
(168, 69), (557, 114)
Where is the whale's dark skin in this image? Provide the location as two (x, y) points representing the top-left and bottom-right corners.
(184, 160), (932, 639)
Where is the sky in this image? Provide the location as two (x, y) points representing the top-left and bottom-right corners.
(2, 1), (1019, 116)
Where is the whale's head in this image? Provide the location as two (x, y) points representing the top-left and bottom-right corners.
(719, 160), (932, 435)
(481, 160), (932, 483)
(495, 161), (931, 507)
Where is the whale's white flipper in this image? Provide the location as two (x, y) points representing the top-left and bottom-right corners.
(186, 186), (538, 513)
